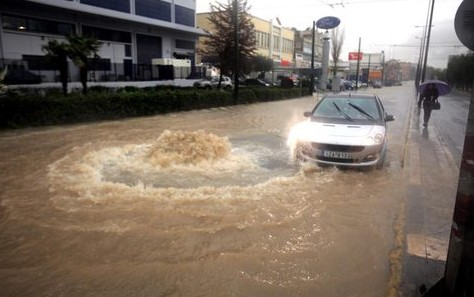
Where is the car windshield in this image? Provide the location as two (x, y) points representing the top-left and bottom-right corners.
(312, 97), (381, 122)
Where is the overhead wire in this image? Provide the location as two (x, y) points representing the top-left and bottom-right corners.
(250, 0), (415, 10)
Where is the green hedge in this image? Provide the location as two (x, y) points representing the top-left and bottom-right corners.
(0, 86), (309, 129)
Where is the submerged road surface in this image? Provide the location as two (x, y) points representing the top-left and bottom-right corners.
(1, 85), (419, 296)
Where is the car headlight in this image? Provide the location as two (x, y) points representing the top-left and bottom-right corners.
(374, 133), (384, 144)
(365, 133), (384, 145)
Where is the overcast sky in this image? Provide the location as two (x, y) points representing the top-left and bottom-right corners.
(196, 0), (469, 69)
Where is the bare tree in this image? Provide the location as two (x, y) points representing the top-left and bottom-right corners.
(331, 27), (345, 76)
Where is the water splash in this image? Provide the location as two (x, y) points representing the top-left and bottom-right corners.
(146, 130), (231, 167)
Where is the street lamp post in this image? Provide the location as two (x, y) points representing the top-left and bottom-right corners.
(314, 17), (340, 92)
(319, 30), (330, 91)
(310, 21), (316, 95)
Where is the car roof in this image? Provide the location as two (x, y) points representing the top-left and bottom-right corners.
(323, 93), (378, 100)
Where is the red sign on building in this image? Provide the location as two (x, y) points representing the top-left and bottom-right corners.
(348, 52), (363, 60)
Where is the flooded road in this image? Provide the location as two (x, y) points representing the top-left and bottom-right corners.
(0, 89), (411, 296)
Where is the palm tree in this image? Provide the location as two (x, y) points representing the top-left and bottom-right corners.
(67, 35), (102, 95)
(42, 39), (70, 95)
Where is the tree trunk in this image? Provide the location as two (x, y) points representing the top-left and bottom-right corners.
(58, 58), (68, 96)
(218, 72), (223, 89)
(79, 66), (88, 95)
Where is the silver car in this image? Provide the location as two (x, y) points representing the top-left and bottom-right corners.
(288, 93), (395, 169)
(193, 75), (233, 90)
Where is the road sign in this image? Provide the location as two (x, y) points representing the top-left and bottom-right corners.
(455, 0), (474, 50)
(348, 52), (363, 60)
(316, 16), (340, 30)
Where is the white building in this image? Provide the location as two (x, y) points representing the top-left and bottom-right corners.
(0, 0), (205, 82)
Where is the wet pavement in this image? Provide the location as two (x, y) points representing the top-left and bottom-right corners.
(400, 90), (470, 296)
(0, 84), (469, 297)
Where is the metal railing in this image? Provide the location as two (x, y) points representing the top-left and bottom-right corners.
(0, 59), (207, 84)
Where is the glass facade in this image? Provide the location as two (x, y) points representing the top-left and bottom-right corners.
(176, 39), (195, 50)
(135, 0), (171, 22)
(88, 57), (112, 71)
(136, 34), (162, 64)
(82, 25), (132, 43)
(2, 14), (75, 36)
(80, 0), (130, 13)
(175, 5), (194, 27)
(23, 55), (57, 71)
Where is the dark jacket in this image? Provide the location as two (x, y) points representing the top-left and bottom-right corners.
(421, 87), (439, 103)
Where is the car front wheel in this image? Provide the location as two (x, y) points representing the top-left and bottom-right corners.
(375, 146), (387, 170)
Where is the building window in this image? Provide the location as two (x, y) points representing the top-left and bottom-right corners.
(273, 36), (280, 51)
(135, 0), (171, 22)
(136, 34), (162, 64)
(175, 5), (195, 27)
(88, 58), (112, 71)
(125, 44), (132, 57)
(2, 14), (74, 36)
(80, 0), (130, 13)
(255, 31), (270, 49)
(176, 39), (195, 50)
(282, 38), (293, 54)
(82, 25), (132, 43)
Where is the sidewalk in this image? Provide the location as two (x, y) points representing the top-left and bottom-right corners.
(400, 102), (459, 296)
(6, 78), (202, 92)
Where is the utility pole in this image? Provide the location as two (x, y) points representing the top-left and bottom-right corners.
(381, 50), (385, 86)
(421, 0), (435, 83)
(367, 54), (371, 84)
(355, 37), (361, 90)
(233, 0), (239, 104)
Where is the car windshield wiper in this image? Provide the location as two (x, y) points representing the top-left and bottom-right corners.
(332, 102), (353, 121)
(348, 103), (375, 120)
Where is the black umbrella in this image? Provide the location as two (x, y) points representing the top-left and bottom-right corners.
(418, 79), (451, 96)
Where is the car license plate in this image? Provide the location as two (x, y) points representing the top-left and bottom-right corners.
(323, 151), (352, 159)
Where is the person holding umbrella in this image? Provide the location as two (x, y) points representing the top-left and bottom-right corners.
(418, 83), (439, 126)
(417, 79), (452, 127)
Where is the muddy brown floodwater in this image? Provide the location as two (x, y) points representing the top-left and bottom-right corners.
(0, 97), (406, 297)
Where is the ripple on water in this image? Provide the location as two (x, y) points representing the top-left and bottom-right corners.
(46, 130), (335, 233)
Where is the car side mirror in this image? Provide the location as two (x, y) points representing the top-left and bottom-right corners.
(303, 111), (312, 117)
(385, 114), (395, 122)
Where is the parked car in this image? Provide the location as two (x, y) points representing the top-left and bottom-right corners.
(327, 78), (351, 91)
(341, 79), (355, 90)
(244, 78), (270, 87)
(288, 93), (395, 169)
(351, 80), (368, 89)
(279, 76), (294, 88)
(3, 69), (42, 85)
(194, 75), (233, 90)
(373, 80), (383, 88)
